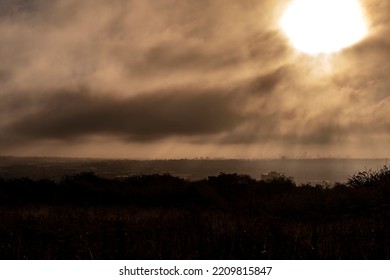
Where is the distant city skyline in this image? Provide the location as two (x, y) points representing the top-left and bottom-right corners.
(1, 0), (389, 159)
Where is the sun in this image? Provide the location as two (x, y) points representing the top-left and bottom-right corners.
(280, 0), (369, 55)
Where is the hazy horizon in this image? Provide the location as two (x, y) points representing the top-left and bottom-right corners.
(1, 155), (389, 185)
(1, 154), (390, 161)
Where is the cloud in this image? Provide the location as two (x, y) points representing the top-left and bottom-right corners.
(3, 88), (247, 142)
(0, 0), (42, 18)
(0, 0), (389, 157)
(0, 64), (299, 145)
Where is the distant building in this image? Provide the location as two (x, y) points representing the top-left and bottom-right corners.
(261, 171), (284, 181)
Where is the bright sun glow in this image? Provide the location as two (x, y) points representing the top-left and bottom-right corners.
(280, 0), (369, 55)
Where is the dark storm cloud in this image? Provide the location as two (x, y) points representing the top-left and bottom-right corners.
(4, 88), (247, 142)
(0, 64), (294, 146)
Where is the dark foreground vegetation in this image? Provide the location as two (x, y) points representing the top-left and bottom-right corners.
(0, 167), (390, 259)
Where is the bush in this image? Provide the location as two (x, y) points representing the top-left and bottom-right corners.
(347, 166), (390, 189)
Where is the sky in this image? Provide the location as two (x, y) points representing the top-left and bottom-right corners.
(0, 0), (389, 159)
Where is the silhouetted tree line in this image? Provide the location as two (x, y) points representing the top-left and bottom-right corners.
(1, 166), (390, 216)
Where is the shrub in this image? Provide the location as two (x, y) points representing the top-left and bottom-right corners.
(347, 166), (390, 189)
